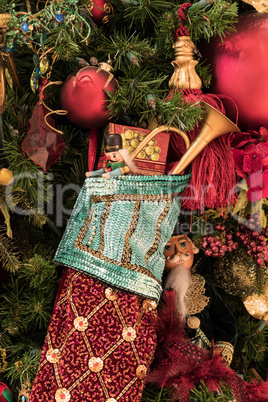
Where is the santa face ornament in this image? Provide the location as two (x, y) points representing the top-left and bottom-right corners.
(164, 235), (199, 271)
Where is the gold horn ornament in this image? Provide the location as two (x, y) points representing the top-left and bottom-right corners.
(170, 102), (241, 175)
(130, 102), (240, 175)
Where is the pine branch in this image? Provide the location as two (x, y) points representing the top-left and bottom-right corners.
(17, 254), (57, 290)
(0, 226), (21, 273)
(0, 256), (59, 333)
(3, 350), (41, 389)
(2, 132), (53, 220)
(156, 91), (204, 131)
(105, 68), (169, 123)
(0, 0), (14, 13)
(187, 1), (239, 43)
(121, 0), (174, 30)
(98, 29), (154, 71)
(4, 0), (92, 55)
(44, 23), (84, 61)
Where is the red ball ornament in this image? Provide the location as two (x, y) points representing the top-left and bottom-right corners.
(201, 12), (268, 131)
(60, 64), (118, 129)
(87, 0), (111, 24)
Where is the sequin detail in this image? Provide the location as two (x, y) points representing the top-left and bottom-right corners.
(105, 287), (118, 301)
(88, 357), (104, 372)
(142, 299), (157, 311)
(187, 316), (200, 329)
(73, 316), (88, 331)
(122, 327), (136, 342)
(54, 175), (191, 302)
(136, 364), (147, 379)
(46, 348), (61, 363)
(55, 388), (71, 402)
(29, 271), (157, 402)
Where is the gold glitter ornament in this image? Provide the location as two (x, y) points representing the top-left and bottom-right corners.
(0, 168), (14, 186)
(241, 0), (268, 12)
(243, 285), (268, 320)
(213, 248), (268, 298)
(18, 381), (31, 402)
(0, 348), (7, 372)
(0, 14), (10, 29)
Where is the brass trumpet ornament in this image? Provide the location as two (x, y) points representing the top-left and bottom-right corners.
(131, 33), (240, 175)
(130, 102), (240, 175)
(170, 102), (241, 175)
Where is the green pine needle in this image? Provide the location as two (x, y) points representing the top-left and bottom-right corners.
(0, 226), (21, 273)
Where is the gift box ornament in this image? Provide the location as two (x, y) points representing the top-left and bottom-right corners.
(0, 383), (12, 402)
(54, 174), (191, 302)
(97, 123), (170, 175)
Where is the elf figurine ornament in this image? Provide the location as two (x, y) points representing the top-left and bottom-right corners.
(86, 133), (137, 179)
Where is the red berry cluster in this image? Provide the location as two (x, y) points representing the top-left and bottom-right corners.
(202, 224), (238, 257)
(234, 213), (268, 267)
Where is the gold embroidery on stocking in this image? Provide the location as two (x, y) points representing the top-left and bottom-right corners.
(121, 200), (140, 264)
(145, 199), (172, 265)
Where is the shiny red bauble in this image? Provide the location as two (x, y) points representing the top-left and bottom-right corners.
(88, 0), (108, 24)
(60, 66), (118, 129)
(201, 12), (268, 131)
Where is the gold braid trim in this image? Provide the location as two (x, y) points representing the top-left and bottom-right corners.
(214, 341), (234, 365)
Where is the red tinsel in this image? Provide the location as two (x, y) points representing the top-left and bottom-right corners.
(148, 290), (268, 402)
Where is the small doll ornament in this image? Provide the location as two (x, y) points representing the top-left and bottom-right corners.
(163, 226), (237, 364)
(86, 133), (137, 179)
(148, 243), (268, 402)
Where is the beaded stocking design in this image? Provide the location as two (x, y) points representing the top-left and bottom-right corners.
(29, 268), (157, 402)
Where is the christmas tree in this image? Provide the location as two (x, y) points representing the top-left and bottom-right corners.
(0, 0), (268, 400)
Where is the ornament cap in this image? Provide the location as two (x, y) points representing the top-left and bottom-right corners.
(98, 61), (114, 73)
(169, 36), (202, 90)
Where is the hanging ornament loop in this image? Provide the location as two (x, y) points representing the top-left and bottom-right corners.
(174, 3), (192, 38)
(39, 80), (68, 135)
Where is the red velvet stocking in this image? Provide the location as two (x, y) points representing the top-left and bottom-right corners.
(30, 268), (157, 402)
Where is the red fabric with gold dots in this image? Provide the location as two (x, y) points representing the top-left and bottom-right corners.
(29, 268), (157, 402)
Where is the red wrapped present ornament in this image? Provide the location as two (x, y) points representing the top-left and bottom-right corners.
(0, 383), (12, 402)
(97, 123), (170, 175)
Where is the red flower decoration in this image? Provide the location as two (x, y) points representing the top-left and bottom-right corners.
(246, 170), (268, 202)
(256, 142), (268, 160)
(232, 149), (247, 179)
(243, 152), (263, 173)
(259, 126), (268, 141)
(231, 127), (268, 201)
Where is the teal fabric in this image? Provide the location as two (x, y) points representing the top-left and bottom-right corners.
(54, 174), (191, 302)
